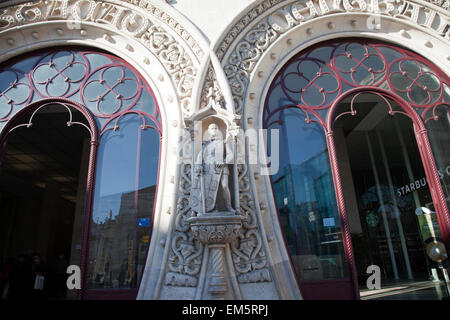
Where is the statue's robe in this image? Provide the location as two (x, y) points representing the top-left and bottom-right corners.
(189, 139), (228, 213)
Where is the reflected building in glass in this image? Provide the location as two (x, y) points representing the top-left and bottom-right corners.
(88, 185), (155, 290)
(270, 113), (347, 283)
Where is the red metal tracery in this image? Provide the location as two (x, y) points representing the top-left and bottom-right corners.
(265, 41), (449, 131)
(0, 49), (162, 136)
(265, 39), (450, 300)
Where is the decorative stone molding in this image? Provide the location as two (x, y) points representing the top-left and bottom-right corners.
(2, 0), (447, 301)
(165, 158), (204, 286)
(217, 0), (449, 61)
(157, 72), (275, 298)
(424, 0), (450, 10)
(0, 0), (206, 115)
(188, 212), (244, 244)
(231, 164), (271, 283)
(237, 268), (271, 283)
(199, 63), (225, 110)
(163, 144), (272, 296)
(164, 99), (236, 289)
(215, 0), (450, 113)
(164, 272), (198, 287)
(187, 212), (244, 299)
(185, 57), (273, 288)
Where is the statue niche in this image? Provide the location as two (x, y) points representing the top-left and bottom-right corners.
(189, 122), (235, 215)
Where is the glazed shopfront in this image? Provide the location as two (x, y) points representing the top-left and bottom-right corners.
(264, 39), (450, 299)
(0, 48), (161, 299)
(0, 0), (449, 301)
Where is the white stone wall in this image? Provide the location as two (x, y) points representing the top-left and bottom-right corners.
(170, 0), (254, 42)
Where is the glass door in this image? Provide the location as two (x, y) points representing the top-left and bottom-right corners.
(334, 93), (449, 299)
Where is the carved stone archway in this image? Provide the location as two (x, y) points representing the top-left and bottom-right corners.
(0, 0), (212, 300)
(210, 0), (450, 300)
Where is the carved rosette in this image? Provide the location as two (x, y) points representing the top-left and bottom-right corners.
(188, 213), (244, 244)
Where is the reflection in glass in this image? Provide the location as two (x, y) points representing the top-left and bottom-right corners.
(87, 114), (160, 289)
(334, 94), (445, 296)
(267, 107), (348, 281)
(263, 39), (449, 299)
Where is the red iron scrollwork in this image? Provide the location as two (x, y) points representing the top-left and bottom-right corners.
(0, 48), (162, 136)
(264, 40), (450, 131)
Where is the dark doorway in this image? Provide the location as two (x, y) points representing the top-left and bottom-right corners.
(334, 93), (448, 299)
(0, 104), (91, 300)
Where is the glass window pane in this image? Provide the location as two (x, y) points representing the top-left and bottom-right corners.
(267, 107), (348, 281)
(334, 93), (447, 299)
(426, 106), (450, 213)
(87, 115), (160, 289)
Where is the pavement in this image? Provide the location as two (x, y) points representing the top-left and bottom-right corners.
(360, 280), (450, 300)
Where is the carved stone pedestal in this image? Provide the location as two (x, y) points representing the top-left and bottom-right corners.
(187, 211), (243, 299)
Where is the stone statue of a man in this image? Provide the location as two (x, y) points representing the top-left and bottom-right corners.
(189, 123), (234, 214)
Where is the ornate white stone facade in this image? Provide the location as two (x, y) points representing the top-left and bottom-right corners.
(0, 0), (448, 300)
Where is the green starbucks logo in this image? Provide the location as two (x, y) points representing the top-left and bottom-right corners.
(366, 210), (379, 227)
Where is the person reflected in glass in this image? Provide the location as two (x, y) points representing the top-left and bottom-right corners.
(31, 254), (46, 300)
